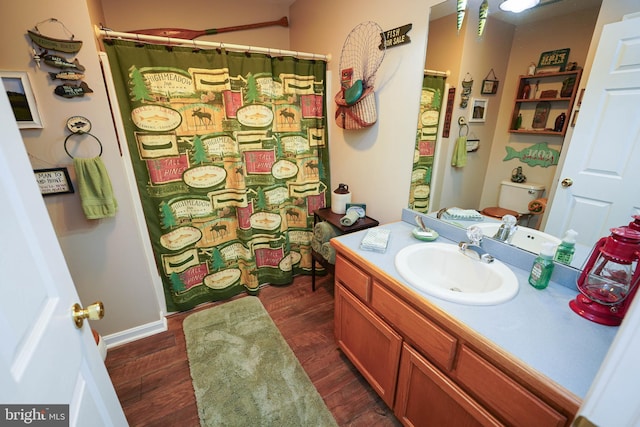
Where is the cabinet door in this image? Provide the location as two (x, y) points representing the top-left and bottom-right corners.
(395, 343), (502, 427)
(335, 283), (402, 408)
(456, 345), (567, 427)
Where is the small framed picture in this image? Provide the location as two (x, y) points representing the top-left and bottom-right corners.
(34, 168), (75, 196)
(481, 79), (498, 95)
(468, 98), (488, 123)
(1, 71), (43, 129)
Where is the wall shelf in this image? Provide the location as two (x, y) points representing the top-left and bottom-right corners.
(509, 69), (582, 136)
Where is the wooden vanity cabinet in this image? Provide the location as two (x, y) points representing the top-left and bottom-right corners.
(334, 283), (402, 407)
(332, 249), (579, 427)
(395, 343), (502, 427)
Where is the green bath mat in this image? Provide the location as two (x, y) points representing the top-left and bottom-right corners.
(183, 296), (338, 426)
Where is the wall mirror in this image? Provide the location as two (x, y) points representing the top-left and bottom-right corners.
(412, 0), (609, 269)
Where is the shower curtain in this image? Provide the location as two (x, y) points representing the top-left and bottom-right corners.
(104, 40), (329, 312)
(408, 74), (446, 213)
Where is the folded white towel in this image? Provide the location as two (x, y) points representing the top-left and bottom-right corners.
(360, 228), (391, 253)
(442, 208), (484, 221)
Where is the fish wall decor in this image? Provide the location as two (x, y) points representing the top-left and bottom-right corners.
(478, 0), (489, 37)
(503, 142), (560, 168)
(54, 81), (94, 98)
(457, 0), (468, 33)
(42, 51), (85, 71)
(49, 70), (85, 81)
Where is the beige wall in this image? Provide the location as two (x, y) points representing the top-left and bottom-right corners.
(0, 0), (164, 338)
(290, 0), (434, 225)
(427, 10), (515, 212)
(100, 0), (291, 49)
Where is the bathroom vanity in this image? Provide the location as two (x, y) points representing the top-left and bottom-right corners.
(331, 210), (617, 426)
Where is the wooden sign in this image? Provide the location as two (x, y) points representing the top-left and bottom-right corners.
(537, 48), (570, 73)
(379, 24), (412, 50)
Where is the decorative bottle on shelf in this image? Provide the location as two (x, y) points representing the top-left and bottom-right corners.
(512, 113), (522, 130)
(554, 112), (566, 132)
(521, 82), (531, 99)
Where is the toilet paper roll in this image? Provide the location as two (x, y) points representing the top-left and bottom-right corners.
(340, 210), (360, 226)
(528, 198), (547, 214)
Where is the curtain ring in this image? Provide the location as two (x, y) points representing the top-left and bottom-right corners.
(64, 132), (103, 159)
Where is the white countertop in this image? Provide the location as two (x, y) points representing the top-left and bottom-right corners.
(332, 216), (618, 399)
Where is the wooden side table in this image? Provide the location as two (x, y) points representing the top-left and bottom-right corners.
(311, 207), (379, 291)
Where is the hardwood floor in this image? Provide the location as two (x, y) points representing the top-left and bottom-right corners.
(105, 274), (401, 426)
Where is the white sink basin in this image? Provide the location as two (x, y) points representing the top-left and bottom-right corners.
(472, 223), (561, 254)
(395, 243), (519, 305)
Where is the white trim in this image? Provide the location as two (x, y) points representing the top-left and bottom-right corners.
(103, 314), (168, 349)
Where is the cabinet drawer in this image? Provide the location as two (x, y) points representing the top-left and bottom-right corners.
(371, 281), (457, 371)
(335, 255), (371, 302)
(456, 345), (567, 427)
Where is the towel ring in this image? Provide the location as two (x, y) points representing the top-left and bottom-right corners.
(458, 117), (469, 137)
(64, 131), (103, 159)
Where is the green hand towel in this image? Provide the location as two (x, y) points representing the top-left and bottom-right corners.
(451, 136), (468, 167)
(313, 221), (340, 243)
(320, 242), (336, 264)
(73, 157), (118, 219)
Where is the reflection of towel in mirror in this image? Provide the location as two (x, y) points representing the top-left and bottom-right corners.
(442, 207), (484, 221)
(451, 136), (467, 167)
(73, 157), (118, 219)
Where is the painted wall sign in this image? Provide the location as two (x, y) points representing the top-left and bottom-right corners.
(503, 141), (559, 168)
(379, 24), (412, 50)
(537, 48), (571, 73)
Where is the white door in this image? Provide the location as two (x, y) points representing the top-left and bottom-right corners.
(549, 15), (640, 426)
(0, 91), (127, 425)
(544, 15), (640, 247)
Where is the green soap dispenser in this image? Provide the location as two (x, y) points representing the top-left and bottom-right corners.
(529, 242), (556, 290)
(554, 229), (578, 265)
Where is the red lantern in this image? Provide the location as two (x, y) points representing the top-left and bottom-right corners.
(569, 226), (640, 326)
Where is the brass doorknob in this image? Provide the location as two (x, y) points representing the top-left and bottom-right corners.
(72, 301), (104, 328)
(561, 178), (573, 187)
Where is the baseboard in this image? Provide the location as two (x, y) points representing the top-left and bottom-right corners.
(103, 314), (168, 349)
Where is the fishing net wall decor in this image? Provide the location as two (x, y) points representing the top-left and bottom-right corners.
(335, 21), (386, 129)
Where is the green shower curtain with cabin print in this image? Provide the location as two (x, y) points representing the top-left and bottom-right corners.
(408, 74), (446, 213)
(104, 40), (330, 312)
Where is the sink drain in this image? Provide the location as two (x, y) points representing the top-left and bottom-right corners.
(449, 287), (462, 292)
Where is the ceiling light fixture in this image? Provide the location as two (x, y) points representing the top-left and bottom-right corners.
(499, 0), (540, 13)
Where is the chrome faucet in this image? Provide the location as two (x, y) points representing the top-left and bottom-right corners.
(459, 226), (495, 263)
(493, 214), (518, 243)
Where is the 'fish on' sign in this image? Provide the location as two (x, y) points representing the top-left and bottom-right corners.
(49, 70), (85, 81)
(54, 81), (94, 98)
(503, 142), (559, 168)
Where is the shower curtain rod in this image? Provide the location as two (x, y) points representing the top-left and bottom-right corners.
(94, 25), (331, 62)
(424, 69), (450, 77)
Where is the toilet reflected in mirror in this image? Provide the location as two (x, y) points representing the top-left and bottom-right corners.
(481, 180), (545, 228)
